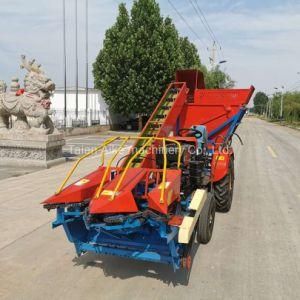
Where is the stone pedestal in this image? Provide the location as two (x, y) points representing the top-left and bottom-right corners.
(0, 132), (66, 168)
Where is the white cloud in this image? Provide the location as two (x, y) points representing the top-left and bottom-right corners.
(0, 0), (299, 95)
(162, 1), (300, 93)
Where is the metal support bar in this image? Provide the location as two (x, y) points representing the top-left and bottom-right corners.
(57, 135), (182, 203)
(160, 138), (167, 203)
(111, 138), (154, 199)
(95, 137), (129, 198)
(55, 137), (118, 194)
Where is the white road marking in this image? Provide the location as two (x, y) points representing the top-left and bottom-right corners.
(267, 146), (277, 158)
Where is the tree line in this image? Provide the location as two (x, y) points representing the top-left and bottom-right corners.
(252, 91), (300, 124)
(93, 0), (233, 129)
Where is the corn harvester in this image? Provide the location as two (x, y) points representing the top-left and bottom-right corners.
(42, 70), (254, 275)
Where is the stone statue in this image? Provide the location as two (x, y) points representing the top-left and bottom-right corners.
(0, 55), (56, 134)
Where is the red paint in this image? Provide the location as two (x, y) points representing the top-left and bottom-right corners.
(211, 151), (233, 182)
(42, 70), (254, 216)
(168, 215), (184, 226)
(16, 88), (25, 96)
(127, 82), (188, 169)
(42, 166), (111, 206)
(147, 169), (181, 214)
(179, 85), (254, 144)
(89, 168), (147, 214)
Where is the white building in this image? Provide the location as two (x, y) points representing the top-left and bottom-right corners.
(50, 87), (109, 127)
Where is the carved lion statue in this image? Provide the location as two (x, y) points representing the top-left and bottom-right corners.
(0, 55), (56, 134)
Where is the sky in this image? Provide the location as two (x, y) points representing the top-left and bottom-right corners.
(0, 0), (300, 96)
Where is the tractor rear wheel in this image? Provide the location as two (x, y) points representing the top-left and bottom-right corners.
(214, 156), (234, 213)
(196, 192), (216, 244)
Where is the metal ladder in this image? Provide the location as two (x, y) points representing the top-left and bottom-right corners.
(126, 86), (181, 167)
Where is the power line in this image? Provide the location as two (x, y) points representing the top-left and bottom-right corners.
(188, 0), (214, 43)
(193, 0), (220, 45)
(188, 0), (222, 63)
(167, 0), (208, 50)
(192, 0), (225, 58)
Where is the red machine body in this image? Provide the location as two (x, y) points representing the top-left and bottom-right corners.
(42, 69), (254, 274)
(43, 70), (254, 216)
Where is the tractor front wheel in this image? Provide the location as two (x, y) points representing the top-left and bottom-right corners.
(196, 192), (216, 244)
(214, 156), (234, 212)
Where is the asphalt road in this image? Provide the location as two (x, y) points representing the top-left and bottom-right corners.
(0, 118), (300, 299)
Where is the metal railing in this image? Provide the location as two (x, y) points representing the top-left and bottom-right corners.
(51, 109), (109, 128)
(56, 136), (182, 205)
(55, 136), (118, 194)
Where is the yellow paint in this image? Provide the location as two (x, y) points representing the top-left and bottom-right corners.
(74, 178), (90, 186)
(167, 189), (173, 205)
(160, 138), (167, 204)
(55, 136), (118, 195)
(57, 135), (182, 202)
(158, 182), (170, 189)
(267, 146), (277, 158)
(101, 190), (114, 196)
(95, 137), (129, 198)
(112, 138), (154, 200)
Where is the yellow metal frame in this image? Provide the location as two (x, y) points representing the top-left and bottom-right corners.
(55, 136), (118, 194)
(160, 138), (167, 203)
(95, 137), (129, 198)
(56, 135), (182, 205)
(110, 138), (154, 200)
(99, 146), (105, 166)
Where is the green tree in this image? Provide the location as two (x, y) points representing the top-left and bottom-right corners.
(162, 17), (184, 77)
(253, 91), (269, 115)
(205, 65), (235, 89)
(179, 37), (201, 69)
(93, 3), (131, 115)
(283, 92), (300, 123)
(93, 0), (235, 130)
(94, 0), (183, 130)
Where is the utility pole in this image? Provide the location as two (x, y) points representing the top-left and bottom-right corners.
(209, 41), (217, 68)
(280, 90), (284, 120)
(85, 0), (89, 125)
(75, 0), (79, 120)
(63, 0), (67, 127)
(266, 95), (272, 119)
(274, 86), (285, 121)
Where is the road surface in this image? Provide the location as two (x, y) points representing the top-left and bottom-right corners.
(0, 131), (135, 180)
(0, 118), (299, 299)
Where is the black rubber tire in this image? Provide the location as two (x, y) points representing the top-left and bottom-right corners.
(196, 192), (216, 244)
(214, 156), (235, 213)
